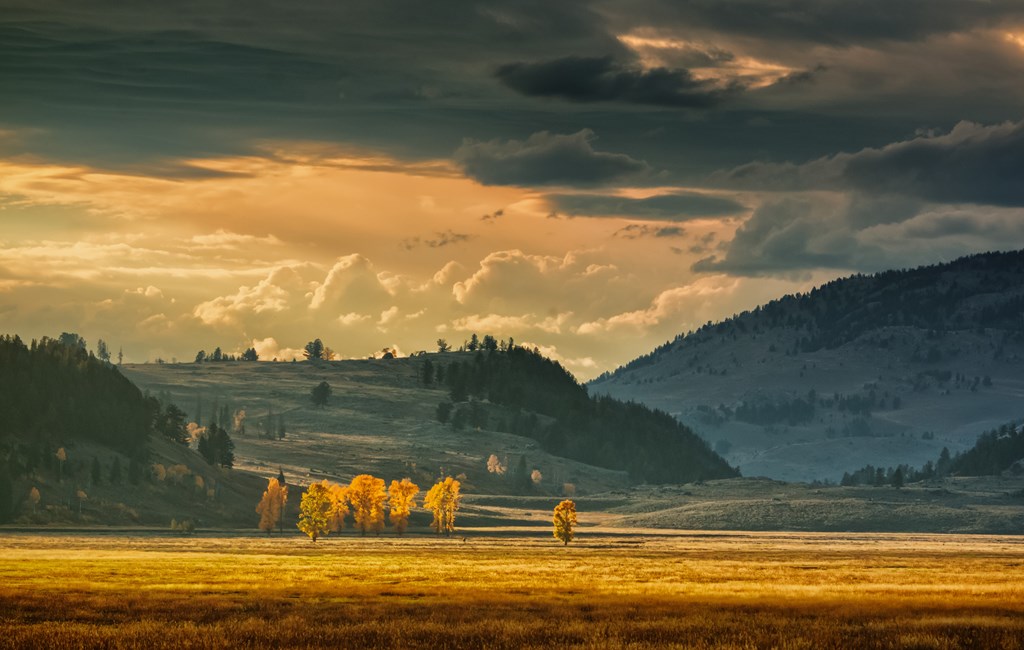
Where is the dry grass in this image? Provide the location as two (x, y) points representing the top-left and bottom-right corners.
(1, 530), (1022, 648)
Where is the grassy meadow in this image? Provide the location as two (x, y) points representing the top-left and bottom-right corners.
(1, 529), (1022, 649)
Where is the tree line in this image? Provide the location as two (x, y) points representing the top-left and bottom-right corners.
(259, 472), (579, 544)
(255, 474), (462, 541)
(841, 420), (1023, 486)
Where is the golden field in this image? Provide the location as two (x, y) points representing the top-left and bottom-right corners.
(0, 529), (1022, 649)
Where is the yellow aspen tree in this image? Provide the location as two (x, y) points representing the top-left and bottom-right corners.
(56, 447), (67, 482)
(424, 477), (462, 535)
(388, 478), (419, 535)
(553, 499), (577, 546)
(348, 474), (387, 535)
(297, 481), (333, 542)
(28, 487), (40, 514)
(256, 477), (287, 534)
(327, 483), (349, 532)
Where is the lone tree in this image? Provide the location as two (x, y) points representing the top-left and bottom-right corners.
(553, 499), (577, 546)
(348, 474), (387, 535)
(256, 477), (289, 534)
(303, 338), (325, 361)
(436, 338), (451, 353)
(28, 487), (40, 514)
(297, 481), (332, 542)
(310, 381), (331, 408)
(424, 477), (462, 536)
(388, 478), (419, 535)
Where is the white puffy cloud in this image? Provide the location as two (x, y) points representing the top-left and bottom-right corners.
(192, 266), (304, 326)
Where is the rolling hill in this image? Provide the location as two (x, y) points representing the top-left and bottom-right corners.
(589, 250), (1024, 482)
(120, 348), (734, 495)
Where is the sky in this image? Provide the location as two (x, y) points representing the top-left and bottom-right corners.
(2, 1), (1024, 378)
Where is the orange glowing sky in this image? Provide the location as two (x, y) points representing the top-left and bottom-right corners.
(2, 1), (1023, 376)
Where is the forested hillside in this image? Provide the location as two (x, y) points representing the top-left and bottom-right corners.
(591, 251), (1024, 482)
(0, 334), (152, 453)
(437, 346), (737, 484)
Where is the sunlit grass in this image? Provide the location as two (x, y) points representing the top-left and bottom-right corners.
(1, 530), (1022, 648)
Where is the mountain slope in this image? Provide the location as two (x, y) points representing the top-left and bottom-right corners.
(590, 251), (1024, 482)
(122, 349), (734, 496)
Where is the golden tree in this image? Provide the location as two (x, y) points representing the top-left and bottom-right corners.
(327, 482), (349, 532)
(387, 478), (419, 535)
(297, 481), (333, 542)
(348, 474), (387, 535)
(256, 477), (289, 534)
(56, 447), (67, 482)
(28, 487), (40, 514)
(553, 499), (577, 546)
(424, 477), (462, 535)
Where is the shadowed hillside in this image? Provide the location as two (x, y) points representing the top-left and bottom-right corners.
(590, 250), (1024, 482)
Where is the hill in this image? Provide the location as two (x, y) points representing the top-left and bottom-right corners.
(0, 334), (269, 526)
(589, 250), (1024, 482)
(120, 348), (734, 496)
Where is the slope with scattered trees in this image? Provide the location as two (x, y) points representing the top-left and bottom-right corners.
(590, 250), (1024, 482)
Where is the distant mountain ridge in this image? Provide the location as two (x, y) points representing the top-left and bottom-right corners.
(590, 250), (1024, 482)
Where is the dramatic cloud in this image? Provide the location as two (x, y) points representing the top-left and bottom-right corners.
(718, 119), (1024, 207)
(455, 129), (649, 187)
(693, 196), (1024, 277)
(548, 191), (745, 221)
(5, 0), (1024, 376)
(614, 0), (1024, 45)
(496, 56), (726, 107)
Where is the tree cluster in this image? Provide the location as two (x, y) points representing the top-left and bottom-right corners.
(194, 346), (258, 363)
(841, 421), (1023, 486)
(294, 475), (460, 541)
(197, 423), (235, 468)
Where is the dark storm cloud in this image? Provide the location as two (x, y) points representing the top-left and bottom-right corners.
(717, 119), (1024, 207)
(548, 192), (745, 221)
(3, 0), (1024, 200)
(454, 129), (649, 187)
(495, 56), (726, 107)
(616, 0), (1024, 45)
(842, 121), (1024, 207)
(697, 119), (1024, 277)
(0, 24), (339, 107)
(691, 199), (880, 276)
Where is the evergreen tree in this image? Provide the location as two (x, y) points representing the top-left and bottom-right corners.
(310, 381), (331, 408)
(91, 456), (102, 486)
(109, 457), (123, 485)
(303, 339), (325, 361)
(199, 424), (235, 468)
(96, 339), (111, 363)
(436, 401), (452, 424)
